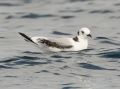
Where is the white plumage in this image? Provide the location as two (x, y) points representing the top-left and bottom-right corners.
(19, 27), (92, 52)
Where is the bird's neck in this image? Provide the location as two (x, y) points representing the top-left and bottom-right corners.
(78, 35), (88, 40)
(73, 35), (88, 41)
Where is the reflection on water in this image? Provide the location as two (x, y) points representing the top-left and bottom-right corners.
(0, 0), (120, 89)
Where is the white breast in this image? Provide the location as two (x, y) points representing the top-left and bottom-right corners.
(73, 38), (88, 51)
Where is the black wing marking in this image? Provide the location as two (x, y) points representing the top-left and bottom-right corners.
(38, 39), (72, 49)
(19, 32), (37, 44)
(73, 36), (79, 42)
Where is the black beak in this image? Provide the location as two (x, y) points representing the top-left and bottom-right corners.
(87, 34), (92, 38)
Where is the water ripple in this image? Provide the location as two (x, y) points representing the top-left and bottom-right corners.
(21, 13), (55, 19)
(114, 3), (120, 6)
(78, 63), (116, 70)
(0, 37), (6, 39)
(59, 9), (84, 13)
(109, 16), (120, 19)
(60, 15), (75, 19)
(0, 55), (51, 68)
(14, 60), (49, 66)
(51, 55), (71, 59)
(95, 36), (110, 40)
(53, 73), (61, 75)
(35, 70), (50, 73)
(16, 56), (40, 60)
(89, 10), (113, 14)
(61, 83), (74, 85)
(0, 65), (13, 69)
(99, 50), (120, 59)
(4, 76), (17, 78)
(62, 86), (80, 89)
(23, 51), (42, 54)
(95, 36), (120, 46)
(68, 0), (91, 3)
(6, 15), (14, 19)
(0, 3), (20, 6)
(100, 40), (120, 46)
(0, 58), (20, 63)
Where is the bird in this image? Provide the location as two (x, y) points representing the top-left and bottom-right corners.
(19, 27), (92, 52)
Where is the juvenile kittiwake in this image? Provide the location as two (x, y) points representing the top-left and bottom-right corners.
(19, 27), (92, 52)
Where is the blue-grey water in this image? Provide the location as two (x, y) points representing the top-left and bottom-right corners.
(0, 0), (120, 89)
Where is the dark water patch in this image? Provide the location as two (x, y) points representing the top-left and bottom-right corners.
(109, 16), (120, 19)
(70, 73), (91, 77)
(117, 75), (120, 77)
(6, 15), (14, 19)
(59, 9), (84, 13)
(52, 31), (72, 35)
(4, 76), (17, 78)
(0, 37), (6, 39)
(117, 33), (120, 34)
(36, 70), (61, 75)
(114, 3), (120, 6)
(16, 12), (26, 14)
(79, 63), (117, 71)
(17, 56), (40, 60)
(95, 37), (120, 46)
(99, 50), (120, 59)
(21, 13), (55, 19)
(0, 12), (9, 14)
(51, 55), (71, 59)
(62, 83), (74, 85)
(70, 9), (84, 13)
(23, 51), (42, 54)
(78, 63), (108, 70)
(80, 74), (91, 77)
(35, 71), (41, 73)
(68, 0), (91, 3)
(53, 73), (61, 75)
(0, 56), (50, 67)
(108, 60), (118, 62)
(82, 48), (94, 52)
(14, 60), (50, 66)
(41, 70), (49, 72)
(35, 70), (49, 73)
(100, 40), (120, 46)
(14, 61), (38, 66)
(61, 15), (75, 19)
(60, 65), (70, 70)
(0, 3), (20, 6)
(0, 56), (40, 64)
(89, 10), (113, 14)
(0, 58), (20, 63)
(62, 86), (80, 89)
(55, 59), (64, 63)
(0, 65), (13, 69)
(95, 36), (110, 40)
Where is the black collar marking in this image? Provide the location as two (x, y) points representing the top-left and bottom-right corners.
(38, 39), (72, 49)
(73, 36), (79, 42)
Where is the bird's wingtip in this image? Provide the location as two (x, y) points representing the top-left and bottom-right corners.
(18, 32), (23, 35)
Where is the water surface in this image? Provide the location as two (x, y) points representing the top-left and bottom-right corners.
(0, 0), (120, 89)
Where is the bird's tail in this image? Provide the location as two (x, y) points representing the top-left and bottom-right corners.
(19, 32), (36, 44)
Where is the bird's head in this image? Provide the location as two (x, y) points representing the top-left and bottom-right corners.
(77, 27), (92, 39)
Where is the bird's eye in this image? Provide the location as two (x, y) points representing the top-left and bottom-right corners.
(81, 31), (84, 34)
(77, 31), (79, 35)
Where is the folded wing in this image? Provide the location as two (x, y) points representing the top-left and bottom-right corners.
(36, 37), (73, 49)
